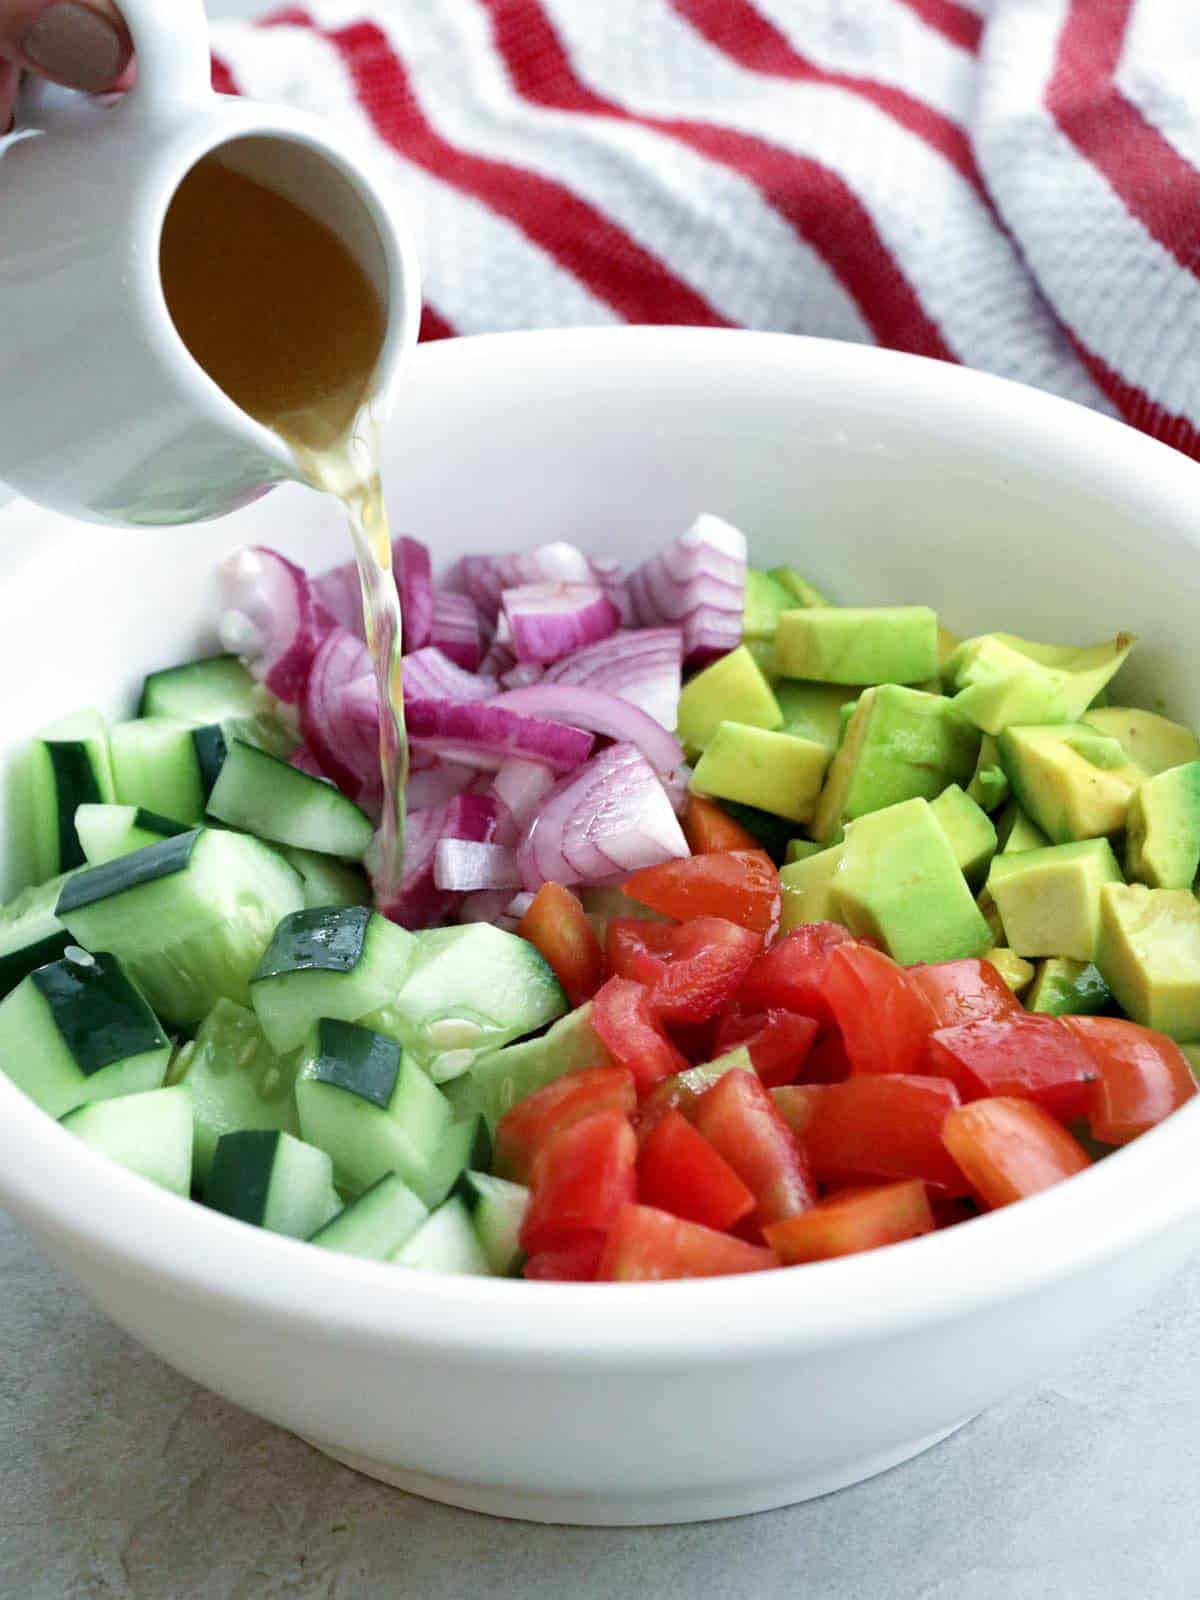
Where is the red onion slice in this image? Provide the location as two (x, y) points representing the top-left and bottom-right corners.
(626, 513), (747, 667)
(376, 792), (502, 929)
(407, 757), (477, 810)
(500, 662), (545, 690)
(309, 536), (434, 654)
(456, 888), (516, 926)
(489, 684), (686, 784)
(218, 546), (330, 704)
(402, 646), (497, 702)
(429, 590), (483, 670)
(406, 699), (594, 773)
(299, 633), (379, 808)
(289, 744), (328, 780)
(542, 627), (683, 730)
(434, 839), (522, 892)
(501, 582), (621, 666)
(491, 758), (557, 828)
(459, 541), (598, 624)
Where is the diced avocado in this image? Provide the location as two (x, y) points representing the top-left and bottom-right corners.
(689, 722), (829, 825)
(743, 638), (777, 679)
(774, 606), (938, 686)
(946, 632), (1134, 735)
(778, 843), (845, 932)
(768, 567), (830, 609)
(966, 735), (1009, 813)
(676, 645), (781, 755)
(444, 1002), (611, 1130)
(836, 798), (992, 964)
(998, 723), (1143, 843)
(930, 784), (997, 884)
(937, 625), (961, 674)
(1125, 763), (1200, 890)
(1025, 957), (1112, 1016)
(987, 838), (1122, 962)
(772, 681), (858, 750)
(977, 887), (1005, 945)
(997, 801), (1049, 855)
(1179, 1043), (1200, 1081)
(742, 569), (796, 641)
(1097, 882), (1200, 1039)
(984, 947), (1035, 995)
(810, 686), (980, 845)
(1082, 707), (1200, 776)
(784, 838), (824, 865)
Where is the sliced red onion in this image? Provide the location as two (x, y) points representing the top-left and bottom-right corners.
(479, 639), (516, 679)
(542, 627), (683, 730)
(491, 758), (557, 828)
(591, 555), (632, 627)
(309, 559), (362, 638)
(406, 699), (593, 773)
(218, 546), (330, 704)
(626, 513), (747, 667)
(402, 646), (497, 702)
(457, 889), (515, 925)
(407, 757), (477, 810)
(458, 541), (625, 625)
(500, 662), (545, 690)
(376, 792), (501, 929)
(309, 536), (434, 654)
(501, 582), (621, 666)
(434, 839), (522, 892)
(299, 633), (379, 808)
(506, 891), (536, 921)
(429, 590), (483, 670)
(517, 742), (689, 891)
(289, 744), (328, 779)
(489, 684), (686, 785)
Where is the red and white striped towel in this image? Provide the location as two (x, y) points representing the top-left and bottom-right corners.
(210, 1), (1200, 461)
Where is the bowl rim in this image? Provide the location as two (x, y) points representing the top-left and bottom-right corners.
(3, 326), (1200, 1363)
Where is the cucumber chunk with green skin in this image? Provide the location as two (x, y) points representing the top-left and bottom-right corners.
(417, 1114), (492, 1210)
(58, 828), (304, 1028)
(204, 1129), (340, 1237)
(0, 872), (72, 999)
(0, 948), (170, 1118)
(460, 1170), (528, 1276)
(169, 998), (300, 1185)
(277, 847), (370, 909)
(207, 740), (373, 860)
(139, 655), (259, 723)
(391, 1195), (492, 1275)
(62, 1086), (193, 1196)
(110, 718), (213, 824)
(309, 1172), (428, 1259)
(27, 708), (116, 879)
(444, 1002), (611, 1130)
(250, 906), (418, 1054)
(295, 1018), (453, 1197)
(75, 804), (188, 866)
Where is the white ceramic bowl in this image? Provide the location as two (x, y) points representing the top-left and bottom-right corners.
(2, 329), (1199, 1526)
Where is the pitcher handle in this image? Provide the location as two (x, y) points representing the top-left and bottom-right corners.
(118, 0), (214, 115)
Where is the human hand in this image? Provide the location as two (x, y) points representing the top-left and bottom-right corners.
(1, 1), (131, 129)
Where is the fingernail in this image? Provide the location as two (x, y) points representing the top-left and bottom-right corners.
(23, 3), (123, 92)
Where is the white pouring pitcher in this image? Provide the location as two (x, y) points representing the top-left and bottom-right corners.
(0, 0), (420, 526)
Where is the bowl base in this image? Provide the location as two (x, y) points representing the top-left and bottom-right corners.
(300, 1418), (972, 1525)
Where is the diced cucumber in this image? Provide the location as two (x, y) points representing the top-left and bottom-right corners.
(416, 1114), (492, 1210)
(139, 654), (259, 723)
(460, 1170), (528, 1276)
(250, 906), (417, 1054)
(75, 803), (188, 866)
(294, 1018), (453, 1197)
(309, 1172), (428, 1260)
(391, 1195), (492, 1275)
(168, 998), (300, 1184)
(0, 948), (170, 1118)
(205, 1129), (340, 1237)
(207, 740), (373, 860)
(26, 708), (116, 878)
(444, 1002), (611, 1130)
(369, 924), (567, 1081)
(278, 847), (370, 909)
(61, 1086), (193, 1195)
(57, 828), (304, 1027)
(110, 717), (228, 825)
(0, 872), (72, 998)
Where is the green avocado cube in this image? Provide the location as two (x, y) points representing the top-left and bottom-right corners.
(778, 844), (846, 932)
(930, 784), (997, 884)
(676, 645), (781, 755)
(773, 681), (858, 751)
(774, 606), (939, 686)
(1097, 883), (1200, 1039)
(689, 722), (829, 825)
(1082, 707), (1200, 776)
(835, 798), (992, 964)
(1179, 1042), (1200, 1081)
(1025, 957), (1112, 1016)
(742, 569), (796, 641)
(1125, 762), (1200, 890)
(966, 734), (1009, 813)
(810, 686), (980, 844)
(768, 567), (830, 609)
(997, 801), (1050, 855)
(998, 723), (1144, 843)
(987, 838), (1122, 962)
(784, 838), (824, 865)
(977, 887), (1005, 945)
(946, 632), (1134, 736)
(983, 947), (1035, 995)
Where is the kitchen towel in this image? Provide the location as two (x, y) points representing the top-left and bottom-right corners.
(210, 0), (1200, 460)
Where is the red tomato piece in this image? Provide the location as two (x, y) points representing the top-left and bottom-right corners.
(821, 944), (932, 1076)
(908, 958), (1021, 1030)
(764, 1180), (935, 1264)
(517, 882), (605, 1008)
(591, 977), (689, 1093)
(494, 1065), (636, 1183)
(772, 1075), (968, 1193)
(942, 1097), (1092, 1209)
(607, 916), (762, 1024)
(712, 1007), (819, 1088)
(521, 1109), (638, 1255)
(798, 1027), (853, 1084)
(665, 1015), (722, 1065)
(926, 1015), (1098, 1121)
(682, 794), (759, 854)
(1062, 1015), (1198, 1143)
(928, 1194), (977, 1230)
(690, 1068), (816, 1225)
(637, 1109), (757, 1232)
(596, 1203), (779, 1280)
(622, 850), (781, 936)
(737, 922), (857, 1025)
(522, 1235), (606, 1281)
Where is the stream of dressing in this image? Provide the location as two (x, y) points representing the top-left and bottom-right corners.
(159, 154), (408, 897)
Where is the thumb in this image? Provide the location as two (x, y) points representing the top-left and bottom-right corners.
(0, 1), (131, 93)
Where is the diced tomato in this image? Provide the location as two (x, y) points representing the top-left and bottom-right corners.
(942, 1096), (1092, 1209)
(521, 1109), (637, 1255)
(737, 922), (856, 1025)
(928, 1193), (977, 1230)
(522, 1235), (606, 1281)
(1062, 1015), (1198, 1143)
(690, 1068), (816, 1225)
(926, 1015), (1098, 1121)
(517, 882), (605, 1007)
(606, 916), (762, 1023)
(665, 1015), (722, 1065)
(596, 1203), (779, 1280)
(591, 977), (689, 1093)
(635, 1061), (733, 1142)
(682, 794), (759, 854)
(712, 1007), (819, 1088)
(622, 850), (781, 936)
(494, 1065), (636, 1183)
(773, 1075), (968, 1193)
(764, 1180), (935, 1264)
(636, 1109), (757, 1232)
(798, 1027), (853, 1084)
(821, 944), (932, 1076)
(908, 958), (1021, 1030)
